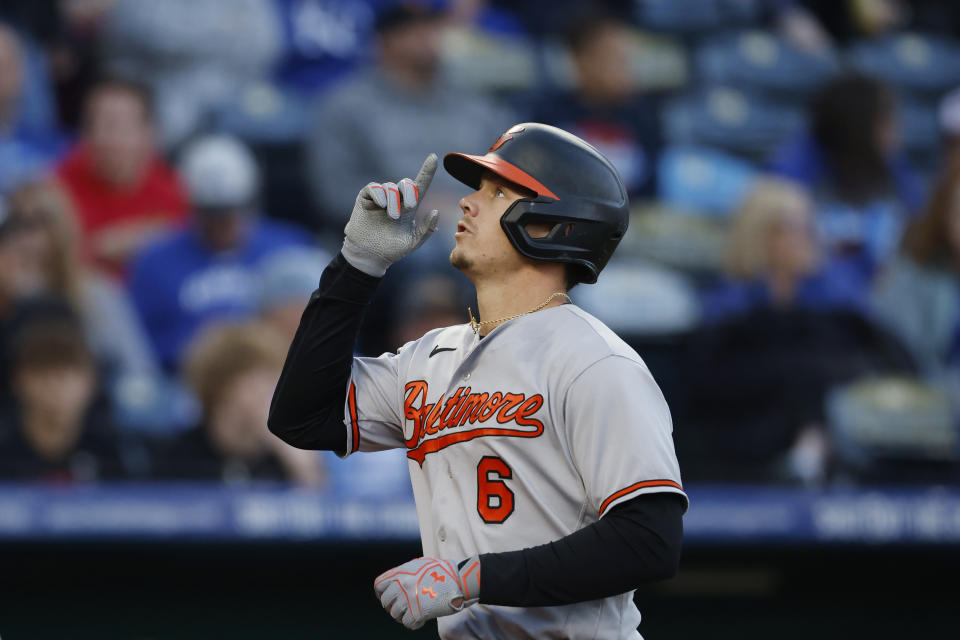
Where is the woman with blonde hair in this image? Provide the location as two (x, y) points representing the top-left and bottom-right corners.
(0, 179), (159, 380)
(701, 176), (867, 323)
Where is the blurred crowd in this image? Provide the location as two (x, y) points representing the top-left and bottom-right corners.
(1, 0), (960, 489)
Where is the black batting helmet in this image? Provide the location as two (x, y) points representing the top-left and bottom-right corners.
(444, 123), (629, 285)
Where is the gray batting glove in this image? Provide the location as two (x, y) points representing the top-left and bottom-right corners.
(374, 555), (482, 630)
(341, 154), (440, 277)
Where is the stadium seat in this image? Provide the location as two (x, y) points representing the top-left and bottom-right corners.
(111, 374), (200, 436)
(440, 26), (538, 95)
(827, 376), (958, 483)
(696, 30), (840, 99)
(663, 86), (805, 161)
(574, 255), (701, 335)
(628, 204), (728, 273)
(633, 0), (762, 34)
(658, 145), (759, 216)
(847, 33), (960, 97)
(540, 29), (688, 93)
(214, 82), (310, 144)
(214, 83), (319, 231)
(899, 96), (942, 171)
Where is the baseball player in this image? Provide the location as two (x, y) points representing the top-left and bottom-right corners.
(269, 123), (686, 638)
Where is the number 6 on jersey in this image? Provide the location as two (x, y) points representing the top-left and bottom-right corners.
(477, 456), (514, 524)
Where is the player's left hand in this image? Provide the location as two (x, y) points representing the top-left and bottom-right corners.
(374, 555), (481, 630)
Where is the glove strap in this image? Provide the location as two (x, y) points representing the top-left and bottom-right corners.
(454, 555), (482, 609)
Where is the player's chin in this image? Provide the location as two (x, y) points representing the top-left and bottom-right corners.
(449, 247), (472, 273)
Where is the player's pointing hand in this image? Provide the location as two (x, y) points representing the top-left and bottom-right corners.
(342, 154), (440, 277)
(374, 556), (481, 630)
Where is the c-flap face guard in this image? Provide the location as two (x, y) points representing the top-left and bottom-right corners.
(500, 198), (604, 260)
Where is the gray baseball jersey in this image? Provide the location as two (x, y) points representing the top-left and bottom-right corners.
(342, 303), (687, 639)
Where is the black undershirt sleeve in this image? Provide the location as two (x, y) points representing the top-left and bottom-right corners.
(268, 253), (380, 455)
(479, 492), (684, 606)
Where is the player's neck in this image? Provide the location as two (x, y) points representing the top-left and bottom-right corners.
(472, 269), (568, 337)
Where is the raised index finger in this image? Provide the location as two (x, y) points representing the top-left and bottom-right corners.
(414, 153), (438, 198)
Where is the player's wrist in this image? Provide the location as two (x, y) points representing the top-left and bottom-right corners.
(454, 555), (482, 610)
(341, 236), (391, 277)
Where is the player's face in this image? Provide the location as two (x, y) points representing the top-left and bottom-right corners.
(450, 172), (544, 281)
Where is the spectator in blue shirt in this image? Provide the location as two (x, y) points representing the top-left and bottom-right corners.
(272, 0), (383, 95)
(702, 177), (868, 324)
(129, 135), (312, 372)
(0, 23), (63, 195)
(770, 74), (923, 275)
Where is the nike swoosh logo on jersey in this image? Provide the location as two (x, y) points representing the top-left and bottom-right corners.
(429, 345), (457, 358)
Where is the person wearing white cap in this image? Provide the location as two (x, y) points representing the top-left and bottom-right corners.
(128, 134), (313, 372)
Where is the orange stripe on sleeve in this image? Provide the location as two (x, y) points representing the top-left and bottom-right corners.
(598, 480), (684, 517)
(348, 381), (360, 454)
(461, 560), (480, 599)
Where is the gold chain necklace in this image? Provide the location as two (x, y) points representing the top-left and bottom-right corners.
(468, 291), (571, 335)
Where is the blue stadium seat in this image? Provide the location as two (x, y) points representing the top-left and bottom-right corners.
(658, 145), (759, 216)
(899, 96), (942, 171)
(629, 204), (728, 273)
(663, 86), (805, 161)
(697, 31), (840, 99)
(214, 82), (310, 143)
(111, 374), (200, 436)
(827, 376), (957, 482)
(847, 33), (960, 96)
(634, 0), (762, 34)
(214, 82), (317, 230)
(574, 256), (701, 335)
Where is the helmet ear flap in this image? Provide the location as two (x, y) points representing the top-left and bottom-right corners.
(500, 199), (603, 283)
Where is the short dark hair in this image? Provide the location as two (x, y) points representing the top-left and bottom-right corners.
(375, 2), (442, 35)
(811, 73), (895, 205)
(82, 75), (155, 124)
(564, 11), (625, 55)
(10, 319), (94, 373)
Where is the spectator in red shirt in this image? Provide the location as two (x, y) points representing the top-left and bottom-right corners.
(55, 77), (187, 278)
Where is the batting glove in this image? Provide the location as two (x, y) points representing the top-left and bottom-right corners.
(374, 555), (481, 630)
(341, 154), (440, 277)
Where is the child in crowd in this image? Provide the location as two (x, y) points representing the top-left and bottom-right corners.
(0, 316), (124, 482)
